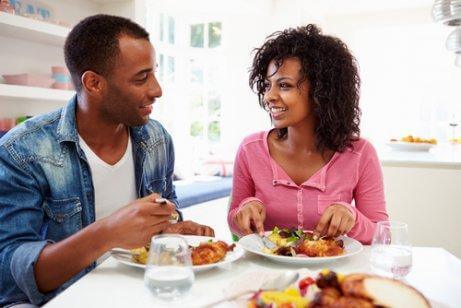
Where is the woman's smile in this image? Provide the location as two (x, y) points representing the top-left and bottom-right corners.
(269, 106), (287, 119)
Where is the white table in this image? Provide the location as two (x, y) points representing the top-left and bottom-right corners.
(45, 247), (460, 308)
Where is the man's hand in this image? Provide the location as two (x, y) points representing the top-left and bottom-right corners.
(234, 201), (265, 235)
(163, 220), (215, 237)
(314, 204), (356, 238)
(102, 193), (175, 249)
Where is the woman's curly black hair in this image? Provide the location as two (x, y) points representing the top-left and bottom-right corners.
(249, 24), (361, 153)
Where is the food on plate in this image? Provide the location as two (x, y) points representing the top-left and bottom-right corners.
(390, 135), (437, 144)
(263, 227), (344, 257)
(248, 270), (431, 308)
(248, 288), (309, 308)
(131, 240), (235, 266)
(449, 137), (461, 144)
(131, 246), (148, 264)
(191, 240), (236, 265)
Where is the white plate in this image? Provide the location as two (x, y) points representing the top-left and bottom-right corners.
(238, 232), (363, 264)
(110, 235), (244, 272)
(386, 141), (435, 152)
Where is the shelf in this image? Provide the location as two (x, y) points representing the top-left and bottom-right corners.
(0, 84), (74, 102)
(0, 11), (69, 46)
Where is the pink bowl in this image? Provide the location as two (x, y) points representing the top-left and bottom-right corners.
(52, 82), (72, 90)
(3, 74), (55, 88)
(51, 66), (69, 74)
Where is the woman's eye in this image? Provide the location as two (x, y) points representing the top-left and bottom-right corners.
(280, 82), (290, 88)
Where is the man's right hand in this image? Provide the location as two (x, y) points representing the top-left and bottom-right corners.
(102, 193), (175, 249)
(234, 201), (266, 235)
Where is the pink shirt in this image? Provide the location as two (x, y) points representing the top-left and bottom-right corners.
(227, 131), (388, 244)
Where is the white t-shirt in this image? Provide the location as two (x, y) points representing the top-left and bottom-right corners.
(78, 133), (137, 220)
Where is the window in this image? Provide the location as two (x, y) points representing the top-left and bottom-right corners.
(152, 13), (175, 82)
(145, 5), (226, 174)
(190, 24), (204, 47)
(190, 22), (222, 49)
(168, 16), (175, 44)
(190, 121), (204, 138)
(208, 22), (222, 48)
(158, 54), (164, 81)
(159, 14), (164, 42)
(207, 93), (221, 117)
(207, 121), (220, 142)
(167, 56), (175, 82)
(189, 59), (204, 84)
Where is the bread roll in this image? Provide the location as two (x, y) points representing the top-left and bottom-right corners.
(342, 274), (430, 308)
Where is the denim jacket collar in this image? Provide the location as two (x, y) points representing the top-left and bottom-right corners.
(56, 95), (79, 144)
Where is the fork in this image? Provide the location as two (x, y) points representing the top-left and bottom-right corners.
(109, 249), (140, 257)
(260, 234), (277, 250)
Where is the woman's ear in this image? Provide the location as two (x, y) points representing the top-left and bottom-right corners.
(81, 71), (106, 96)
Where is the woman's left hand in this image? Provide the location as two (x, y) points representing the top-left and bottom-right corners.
(314, 204), (356, 238)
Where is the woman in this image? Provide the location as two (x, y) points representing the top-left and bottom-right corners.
(227, 24), (388, 244)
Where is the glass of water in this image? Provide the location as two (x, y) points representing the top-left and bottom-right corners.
(144, 234), (195, 300)
(370, 221), (412, 279)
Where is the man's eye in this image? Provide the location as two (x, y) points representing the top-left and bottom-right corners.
(136, 74), (148, 82)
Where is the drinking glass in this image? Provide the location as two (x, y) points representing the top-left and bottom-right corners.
(144, 234), (195, 300)
(370, 221), (412, 279)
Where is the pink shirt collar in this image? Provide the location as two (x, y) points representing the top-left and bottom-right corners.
(263, 130), (340, 192)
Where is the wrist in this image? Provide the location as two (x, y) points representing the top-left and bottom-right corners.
(334, 202), (357, 221)
(238, 197), (264, 211)
(92, 218), (116, 250)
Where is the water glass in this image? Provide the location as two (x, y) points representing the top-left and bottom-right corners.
(144, 234), (195, 300)
(370, 221), (412, 279)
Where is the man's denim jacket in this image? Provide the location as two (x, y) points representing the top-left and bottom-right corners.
(0, 96), (179, 306)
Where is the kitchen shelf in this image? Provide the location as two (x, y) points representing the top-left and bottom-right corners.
(0, 11), (69, 46)
(0, 84), (74, 102)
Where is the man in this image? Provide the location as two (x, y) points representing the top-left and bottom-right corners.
(0, 14), (214, 306)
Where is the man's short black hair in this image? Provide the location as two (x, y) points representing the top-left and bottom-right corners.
(64, 14), (150, 92)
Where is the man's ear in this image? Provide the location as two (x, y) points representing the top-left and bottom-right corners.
(81, 71), (106, 96)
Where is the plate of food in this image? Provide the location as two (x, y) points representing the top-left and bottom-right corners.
(111, 235), (244, 272)
(238, 227), (363, 264)
(247, 269), (431, 308)
(387, 136), (437, 152)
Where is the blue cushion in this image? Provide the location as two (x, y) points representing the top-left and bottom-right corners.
(175, 177), (232, 208)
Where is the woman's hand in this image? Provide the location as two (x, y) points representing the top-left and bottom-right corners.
(314, 204), (356, 238)
(234, 201), (266, 235)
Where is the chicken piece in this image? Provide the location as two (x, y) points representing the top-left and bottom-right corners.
(340, 274), (370, 300)
(191, 241), (235, 265)
(298, 238), (344, 257)
(309, 287), (341, 307)
(131, 247), (148, 264)
(331, 296), (374, 308)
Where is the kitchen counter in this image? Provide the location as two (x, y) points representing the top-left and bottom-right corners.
(377, 143), (461, 169)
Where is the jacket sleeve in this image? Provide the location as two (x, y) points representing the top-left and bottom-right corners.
(347, 141), (389, 244)
(0, 145), (56, 306)
(161, 129), (182, 221)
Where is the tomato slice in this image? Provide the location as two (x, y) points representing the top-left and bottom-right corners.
(298, 277), (315, 290)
